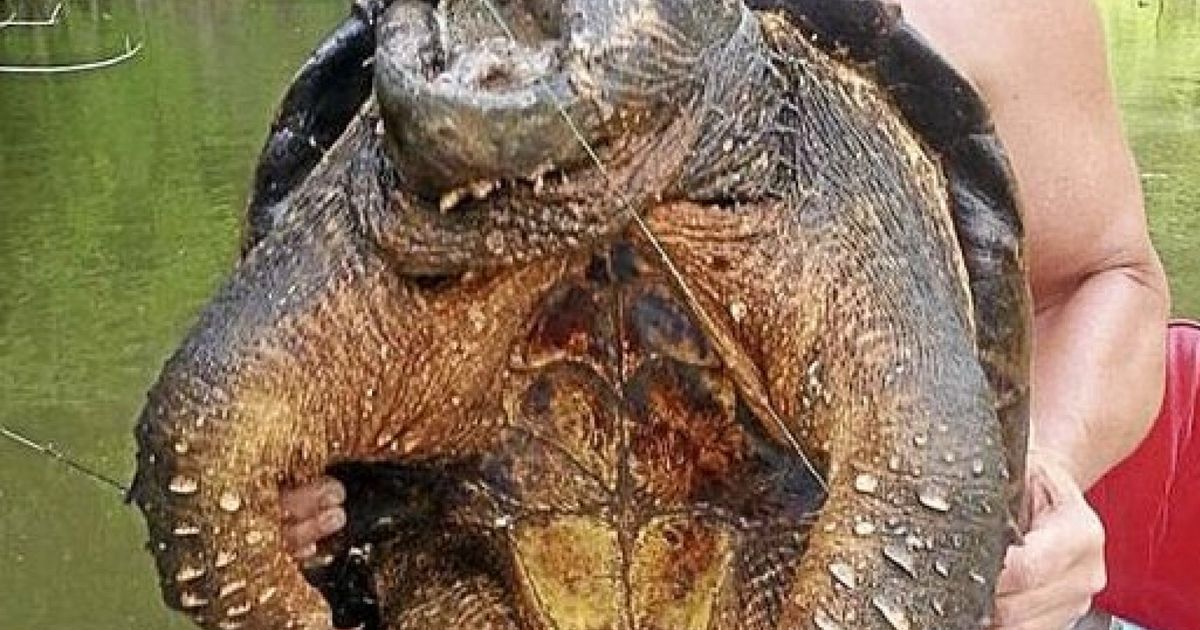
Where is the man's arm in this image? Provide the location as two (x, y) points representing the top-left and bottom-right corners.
(978, 2), (1169, 487)
(1032, 257), (1168, 487)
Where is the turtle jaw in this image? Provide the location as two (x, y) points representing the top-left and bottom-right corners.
(375, 0), (597, 203)
(374, 0), (747, 206)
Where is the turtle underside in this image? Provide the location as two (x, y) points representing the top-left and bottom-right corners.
(305, 239), (829, 630)
(131, 1), (1030, 629)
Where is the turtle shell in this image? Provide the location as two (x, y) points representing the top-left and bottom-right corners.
(242, 0), (392, 252)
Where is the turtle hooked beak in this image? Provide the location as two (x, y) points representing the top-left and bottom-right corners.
(374, 0), (744, 204)
(374, 0), (595, 202)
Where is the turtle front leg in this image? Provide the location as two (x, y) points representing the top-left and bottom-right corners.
(130, 228), (564, 629)
(132, 365), (342, 630)
(128, 247), (416, 630)
(753, 238), (1016, 627)
(642, 201), (1021, 629)
(773, 315), (1011, 630)
(748, 221), (1014, 627)
(243, 0), (392, 251)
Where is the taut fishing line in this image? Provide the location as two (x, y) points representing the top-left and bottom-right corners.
(471, 0), (827, 490)
(0, 423), (129, 495)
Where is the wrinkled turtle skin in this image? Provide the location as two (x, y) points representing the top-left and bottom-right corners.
(130, 0), (1031, 628)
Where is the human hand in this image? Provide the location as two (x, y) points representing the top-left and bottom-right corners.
(991, 451), (1107, 630)
(279, 477), (347, 560)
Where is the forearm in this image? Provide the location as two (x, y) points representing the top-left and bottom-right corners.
(1030, 260), (1170, 488)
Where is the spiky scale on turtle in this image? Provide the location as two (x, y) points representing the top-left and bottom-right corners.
(131, 0), (1030, 629)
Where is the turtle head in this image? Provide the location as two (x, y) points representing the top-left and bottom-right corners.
(374, 0), (745, 199)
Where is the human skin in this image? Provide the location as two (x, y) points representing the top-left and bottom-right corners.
(283, 0), (1170, 627)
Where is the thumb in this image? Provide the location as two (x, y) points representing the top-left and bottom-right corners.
(1024, 451), (1084, 528)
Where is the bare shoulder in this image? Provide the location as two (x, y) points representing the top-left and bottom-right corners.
(898, 0), (1108, 98)
(900, 0), (1157, 305)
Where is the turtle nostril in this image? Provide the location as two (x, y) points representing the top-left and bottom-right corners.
(476, 64), (516, 91)
(434, 37), (561, 93)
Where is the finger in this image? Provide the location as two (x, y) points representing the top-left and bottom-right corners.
(318, 478), (346, 509)
(280, 477), (344, 522)
(994, 539), (1104, 624)
(292, 542), (318, 561)
(282, 507), (346, 553)
(996, 496), (1103, 595)
(1023, 452), (1090, 527)
(289, 540), (316, 559)
(316, 507), (348, 537)
(996, 526), (1067, 595)
(996, 535), (1102, 598)
(992, 587), (1093, 629)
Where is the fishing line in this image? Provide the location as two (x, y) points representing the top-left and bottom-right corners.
(472, 0), (827, 491)
(0, 423), (129, 495)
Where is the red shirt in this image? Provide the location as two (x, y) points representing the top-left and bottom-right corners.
(1087, 320), (1200, 630)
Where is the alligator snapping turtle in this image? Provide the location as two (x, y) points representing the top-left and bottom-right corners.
(130, 0), (1031, 628)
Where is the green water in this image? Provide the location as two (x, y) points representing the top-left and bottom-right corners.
(1104, 0), (1200, 316)
(0, 1), (1195, 628)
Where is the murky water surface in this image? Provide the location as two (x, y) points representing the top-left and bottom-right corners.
(0, 1), (1196, 628)
(1104, 0), (1200, 316)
